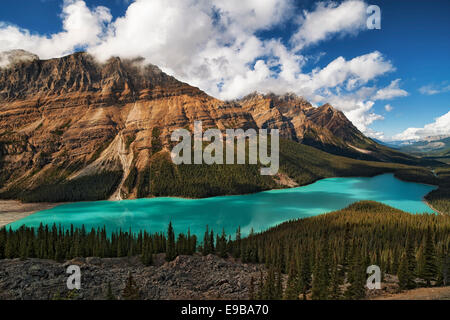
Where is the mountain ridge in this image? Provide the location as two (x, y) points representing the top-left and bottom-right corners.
(0, 51), (442, 202)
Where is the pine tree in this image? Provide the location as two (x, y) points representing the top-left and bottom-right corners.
(329, 259), (343, 300)
(342, 223), (351, 274)
(5, 235), (15, 259)
(283, 261), (299, 300)
(202, 225), (210, 256)
(263, 267), (276, 300)
(297, 249), (311, 300)
(422, 227), (437, 286)
(311, 234), (330, 300)
(210, 230), (215, 254)
(166, 222), (176, 262)
(391, 249), (399, 275)
(405, 232), (416, 282)
(141, 242), (153, 266)
(233, 227), (242, 258)
(416, 244), (425, 278)
(398, 252), (413, 290)
(122, 272), (140, 300)
(436, 247), (447, 286)
(217, 229), (228, 258)
(345, 248), (366, 300)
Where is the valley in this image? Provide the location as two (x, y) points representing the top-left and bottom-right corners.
(0, 52), (447, 209)
(0, 52), (449, 302)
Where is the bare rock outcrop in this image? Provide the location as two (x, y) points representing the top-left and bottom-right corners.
(0, 254), (264, 300)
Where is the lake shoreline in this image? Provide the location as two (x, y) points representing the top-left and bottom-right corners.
(5, 174), (437, 238)
(424, 200), (446, 216)
(2, 173), (441, 228)
(0, 201), (64, 228)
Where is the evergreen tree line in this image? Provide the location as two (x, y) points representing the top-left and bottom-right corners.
(121, 137), (449, 202)
(0, 222), (196, 265)
(238, 201), (450, 300)
(0, 171), (123, 203)
(425, 167), (450, 214)
(1, 201), (449, 300)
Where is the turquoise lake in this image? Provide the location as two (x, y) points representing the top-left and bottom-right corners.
(7, 174), (437, 237)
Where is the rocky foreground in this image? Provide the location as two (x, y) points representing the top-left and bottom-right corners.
(1, 254), (449, 300)
(0, 254), (263, 300)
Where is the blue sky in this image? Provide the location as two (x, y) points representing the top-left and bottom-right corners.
(0, 0), (449, 141)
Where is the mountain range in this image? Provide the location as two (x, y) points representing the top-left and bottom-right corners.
(0, 52), (442, 203)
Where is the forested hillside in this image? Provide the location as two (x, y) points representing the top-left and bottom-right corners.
(5, 137), (447, 205)
(1, 201), (448, 300)
(236, 201), (450, 299)
(1, 52), (446, 206)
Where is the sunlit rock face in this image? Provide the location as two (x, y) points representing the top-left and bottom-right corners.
(0, 52), (257, 196)
(0, 52), (413, 200)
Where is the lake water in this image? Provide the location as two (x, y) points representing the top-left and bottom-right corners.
(7, 174), (437, 237)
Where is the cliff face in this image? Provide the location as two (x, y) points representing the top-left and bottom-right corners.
(239, 93), (380, 158)
(0, 52), (256, 200)
(0, 52), (422, 202)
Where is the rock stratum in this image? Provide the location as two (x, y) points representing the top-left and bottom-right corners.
(0, 51), (428, 202)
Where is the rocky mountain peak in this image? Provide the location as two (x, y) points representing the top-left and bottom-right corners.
(0, 52), (199, 102)
(0, 49), (39, 68)
(0, 52), (408, 202)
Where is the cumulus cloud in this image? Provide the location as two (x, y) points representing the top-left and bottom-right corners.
(393, 111), (450, 141)
(0, 0), (408, 137)
(372, 79), (408, 100)
(291, 0), (367, 50)
(0, 0), (111, 58)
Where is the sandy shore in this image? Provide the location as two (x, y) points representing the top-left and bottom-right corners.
(425, 200), (447, 216)
(0, 201), (60, 228)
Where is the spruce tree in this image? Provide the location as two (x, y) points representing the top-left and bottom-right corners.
(166, 222), (176, 262)
(405, 232), (416, 282)
(202, 225), (210, 256)
(141, 242), (153, 266)
(391, 249), (399, 275)
(233, 227), (242, 258)
(345, 248), (366, 300)
(398, 252), (412, 290)
(311, 234), (330, 300)
(284, 261), (299, 300)
(422, 227), (437, 286)
(329, 259), (343, 300)
(342, 223), (351, 274)
(263, 267), (276, 300)
(297, 249), (311, 300)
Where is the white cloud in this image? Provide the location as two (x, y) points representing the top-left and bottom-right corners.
(372, 79), (408, 100)
(393, 111), (450, 141)
(384, 104), (393, 112)
(291, 0), (367, 50)
(212, 0), (294, 32)
(0, 0), (407, 138)
(419, 83), (450, 95)
(0, 0), (111, 59)
(305, 51), (393, 93)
